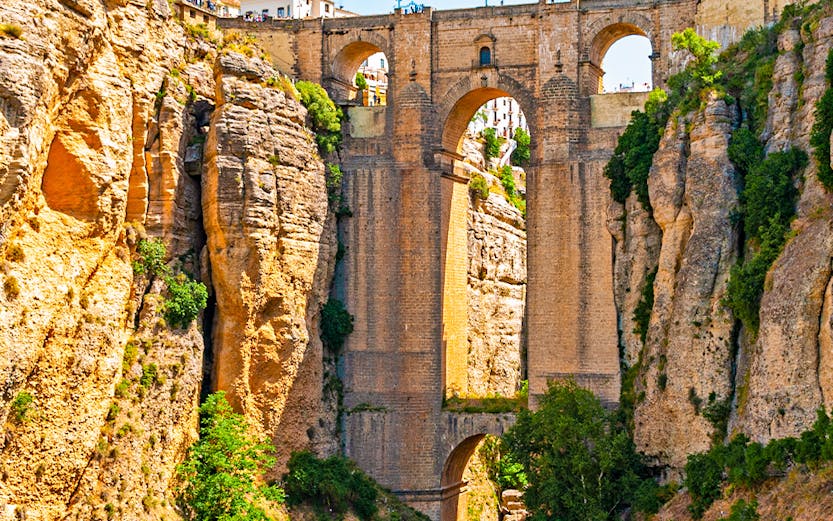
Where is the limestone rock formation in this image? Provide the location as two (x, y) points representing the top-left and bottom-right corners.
(203, 53), (338, 473)
(467, 192), (526, 397)
(0, 0), (337, 516)
(611, 11), (833, 470)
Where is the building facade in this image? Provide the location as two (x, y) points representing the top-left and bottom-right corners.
(240, 0), (354, 20)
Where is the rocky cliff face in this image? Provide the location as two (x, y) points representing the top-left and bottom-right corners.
(467, 193), (526, 398)
(0, 0), (335, 517)
(612, 10), (833, 470)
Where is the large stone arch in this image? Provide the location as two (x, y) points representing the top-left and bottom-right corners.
(435, 72), (538, 160)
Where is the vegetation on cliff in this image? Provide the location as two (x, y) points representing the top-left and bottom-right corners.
(177, 392), (285, 520)
(503, 381), (672, 521)
(296, 80), (343, 155)
(684, 407), (833, 518)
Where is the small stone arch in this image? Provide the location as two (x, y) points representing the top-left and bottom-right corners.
(583, 13), (655, 65)
(328, 34), (392, 101)
(441, 434), (486, 521)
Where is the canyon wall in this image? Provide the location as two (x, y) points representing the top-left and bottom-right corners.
(0, 0), (336, 517)
(610, 8), (833, 470)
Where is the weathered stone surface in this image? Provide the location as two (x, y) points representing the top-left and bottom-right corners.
(203, 58), (338, 474)
(633, 97), (740, 469)
(467, 192), (526, 397)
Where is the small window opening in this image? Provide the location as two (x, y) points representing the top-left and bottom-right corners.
(479, 46), (491, 67)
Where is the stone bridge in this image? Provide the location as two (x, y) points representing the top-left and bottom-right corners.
(219, 1), (727, 518)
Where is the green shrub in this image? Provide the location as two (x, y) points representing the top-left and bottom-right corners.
(115, 378), (130, 398)
(719, 499), (759, 521)
(510, 127), (531, 166)
(478, 435), (528, 492)
(320, 299), (353, 354)
(163, 274), (208, 329)
(10, 391), (33, 422)
(133, 239), (168, 277)
(177, 392), (284, 520)
(725, 215), (790, 333)
(284, 451), (378, 520)
(703, 393), (732, 445)
(811, 48), (833, 190)
(685, 450), (724, 518)
(184, 23), (211, 40)
(727, 128), (764, 179)
(633, 267), (657, 345)
(355, 72), (368, 91)
(481, 127), (503, 163)
(296, 81), (343, 155)
(0, 23), (22, 39)
(498, 165), (516, 197)
(326, 163), (344, 204)
(672, 28), (722, 86)
(741, 148), (806, 241)
(140, 363), (158, 389)
(603, 110), (662, 210)
(469, 173), (490, 199)
(122, 342), (138, 372)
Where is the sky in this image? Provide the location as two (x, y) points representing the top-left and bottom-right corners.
(341, 0), (653, 92)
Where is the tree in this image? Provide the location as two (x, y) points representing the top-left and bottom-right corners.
(177, 392), (285, 520)
(481, 127), (503, 163)
(355, 72), (368, 91)
(511, 127), (531, 166)
(671, 28), (722, 86)
(503, 380), (650, 521)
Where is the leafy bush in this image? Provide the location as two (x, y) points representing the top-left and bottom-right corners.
(719, 499), (759, 521)
(296, 81), (343, 155)
(478, 435), (528, 491)
(184, 23), (211, 40)
(811, 48), (833, 190)
(603, 110), (662, 210)
(178, 392), (284, 520)
(355, 72), (368, 91)
(10, 391), (33, 422)
(469, 173), (490, 199)
(481, 127), (503, 163)
(140, 363), (158, 389)
(685, 450), (724, 518)
(511, 127), (531, 166)
(503, 380), (656, 521)
(284, 451), (378, 520)
(672, 28), (722, 86)
(326, 163), (344, 204)
(320, 299), (353, 354)
(741, 148), (805, 241)
(133, 239), (168, 277)
(163, 274), (208, 329)
(724, 147), (806, 333)
(632, 267), (657, 345)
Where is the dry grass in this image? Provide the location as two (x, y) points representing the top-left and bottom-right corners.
(0, 23), (22, 39)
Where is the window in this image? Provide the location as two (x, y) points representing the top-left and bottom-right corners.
(479, 46), (491, 66)
(277, 7), (284, 16)
(380, 58), (386, 69)
(325, 3), (330, 12)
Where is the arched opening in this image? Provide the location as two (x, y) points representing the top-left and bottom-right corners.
(589, 23), (654, 94)
(439, 87), (530, 406)
(442, 435), (515, 521)
(600, 35), (653, 93)
(331, 42), (389, 105)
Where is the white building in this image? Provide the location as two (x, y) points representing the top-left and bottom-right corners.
(241, 0), (355, 20)
(468, 97), (528, 140)
(356, 52), (388, 106)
